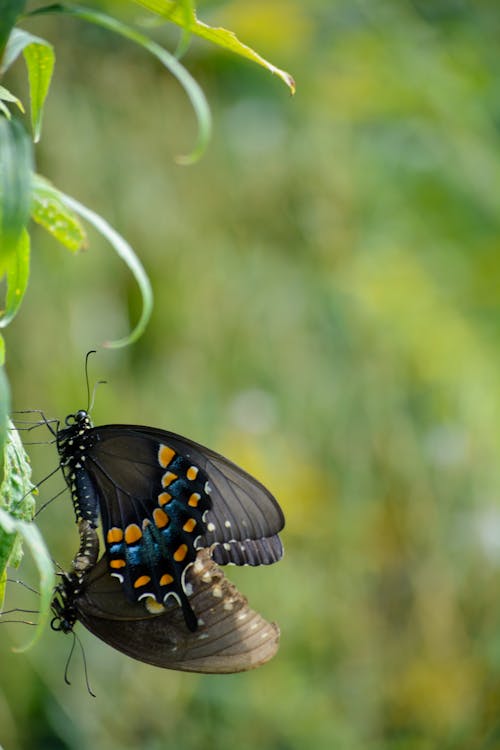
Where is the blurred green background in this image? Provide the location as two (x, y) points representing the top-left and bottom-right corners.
(3, 0), (500, 747)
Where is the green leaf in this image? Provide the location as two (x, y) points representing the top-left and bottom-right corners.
(32, 174), (87, 252)
(0, 334), (4, 366)
(1, 26), (32, 74)
(0, 509), (54, 651)
(0, 100), (11, 118)
(133, 0), (296, 94)
(0, 117), (33, 258)
(0, 419), (36, 556)
(0, 565), (6, 612)
(28, 4), (211, 163)
(56, 189), (153, 348)
(0, 228), (30, 328)
(22, 34), (55, 142)
(0, 365), (9, 481)
(0, 85), (25, 114)
(0, 415), (53, 647)
(0, 29), (55, 141)
(0, 368), (11, 610)
(0, 0), (26, 59)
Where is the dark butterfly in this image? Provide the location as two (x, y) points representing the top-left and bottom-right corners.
(56, 410), (284, 632)
(52, 521), (280, 673)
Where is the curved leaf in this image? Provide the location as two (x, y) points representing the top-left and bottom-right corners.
(0, 85), (25, 114)
(0, 29), (55, 141)
(57, 190), (153, 348)
(0, 228), (30, 328)
(28, 3), (211, 163)
(0, 0), (26, 60)
(0, 117), (33, 258)
(22, 35), (55, 143)
(32, 174), (87, 252)
(133, 0), (296, 94)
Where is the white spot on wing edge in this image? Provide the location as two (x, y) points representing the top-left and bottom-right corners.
(163, 590), (181, 607)
(181, 561), (194, 596)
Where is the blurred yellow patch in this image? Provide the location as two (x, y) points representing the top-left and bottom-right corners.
(216, 0), (314, 59)
(219, 432), (332, 535)
(390, 655), (481, 732)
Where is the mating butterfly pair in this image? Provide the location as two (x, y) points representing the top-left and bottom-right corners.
(51, 409), (285, 673)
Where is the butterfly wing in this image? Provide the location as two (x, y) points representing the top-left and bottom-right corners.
(76, 550), (280, 673)
(79, 425), (283, 629)
(129, 426), (285, 564)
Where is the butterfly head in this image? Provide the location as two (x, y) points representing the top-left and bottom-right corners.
(65, 410), (92, 428)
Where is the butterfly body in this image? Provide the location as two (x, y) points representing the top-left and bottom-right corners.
(57, 410), (284, 632)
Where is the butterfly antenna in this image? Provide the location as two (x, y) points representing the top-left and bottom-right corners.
(84, 350), (97, 412)
(88, 380), (107, 414)
(64, 631), (77, 686)
(76, 630), (96, 697)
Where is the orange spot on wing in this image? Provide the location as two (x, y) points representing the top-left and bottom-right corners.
(134, 575), (151, 588)
(158, 492), (172, 506)
(107, 527), (123, 544)
(125, 524), (142, 544)
(183, 518), (197, 533)
(153, 508), (169, 529)
(110, 559), (126, 569)
(162, 471), (178, 488)
(174, 544), (188, 562)
(188, 493), (201, 507)
(158, 444), (176, 468)
(160, 573), (174, 586)
(186, 466), (199, 481)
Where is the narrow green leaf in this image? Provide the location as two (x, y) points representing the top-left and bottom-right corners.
(32, 174), (87, 252)
(0, 365), (9, 481)
(0, 29), (55, 141)
(133, 0), (296, 94)
(0, 228), (30, 328)
(173, 0), (195, 59)
(58, 190), (153, 348)
(28, 4), (211, 163)
(0, 565), (6, 611)
(0, 26), (31, 75)
(0, 368), (12, 611)
(0, 117), (33, 258)
(0, 85), (25, 113)
(0, 0), (26, 60)
(0, 419), (36, 552)
(0, 334), (4, 366)
(22, 34), (55, 142)
(0, 100), (11, 118)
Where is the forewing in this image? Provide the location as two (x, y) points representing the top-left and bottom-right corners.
(92, 425), (285, 567)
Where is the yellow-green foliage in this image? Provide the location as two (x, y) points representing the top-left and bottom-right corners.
(2, 1), (500, 748)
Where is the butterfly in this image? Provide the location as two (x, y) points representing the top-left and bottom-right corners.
(56, 410), (284, 632)
(51, 521), (280, 673)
